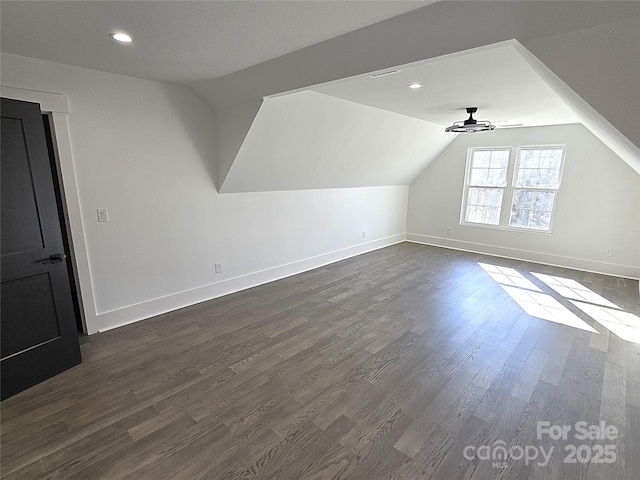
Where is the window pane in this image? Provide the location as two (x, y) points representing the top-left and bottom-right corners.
(470, 168), (489, 185)
(466, 188), (503, 225)
(509, 189), (555, 231)
(537, 169), (559, 188)
(467, 187), (479, 205)
(540, 149), (562, 169)
(513, 190), (533, 209)
(520, 149), (540, 168)
(466, 205), (501, 225)
(516, 168), (536, 187)
(533, 191), (555, 210)
(487, 167), (506, 186)
(515, 147), (563, 189)
(473, 150), (491, 168)
(485, 188), (503, 207)
(510, 208), (530, 227)
(466, 206), (475, 222)
(490, 150), (510, 169)
(466, 205), (483, 223)
(467, 188), (480, 206)
(484, 207), (500, 225)
(468, 188), (503, 206)
(469, 149), (509, 187)
(530, 210), (551, 230)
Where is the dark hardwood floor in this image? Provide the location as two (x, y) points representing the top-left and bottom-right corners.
(2, 242), (639, 479)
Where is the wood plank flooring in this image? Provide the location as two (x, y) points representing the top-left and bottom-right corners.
(2, 242), (639, 479)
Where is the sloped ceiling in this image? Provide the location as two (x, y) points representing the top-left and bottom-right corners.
(1, 1), (639, 191)
(212, 2), (639, 192)
(219, 37), (638, 192)
(189, 1), (640, 118)
(220, 41), (581, 192)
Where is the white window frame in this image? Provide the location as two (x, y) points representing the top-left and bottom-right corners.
(460, 144), (566, 233)
(460, 146), (514, 229)
(509, 145), (566, 232)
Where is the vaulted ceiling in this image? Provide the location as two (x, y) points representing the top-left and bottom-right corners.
(2, 1), (639, 192)
(311, 43), (578, 129)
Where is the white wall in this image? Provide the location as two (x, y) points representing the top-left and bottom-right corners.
(1, 53), (408, 333)
(407, 123), (640, 279)
(221, 90), (452, 192)
(213, 100), (262, 190)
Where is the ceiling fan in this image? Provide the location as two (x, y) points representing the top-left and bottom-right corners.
(445, 107), (496, 133)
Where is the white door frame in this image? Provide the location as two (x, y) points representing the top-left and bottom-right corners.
(2, 86), (98, 334)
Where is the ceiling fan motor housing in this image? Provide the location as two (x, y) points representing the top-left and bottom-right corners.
(445, 107), (495, 133)
(464, 107), (478, 126)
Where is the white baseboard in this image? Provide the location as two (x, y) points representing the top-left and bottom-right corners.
(88, 232), (637, 333)
(406, 233), (640, 280)
(91, 234), (406, 333)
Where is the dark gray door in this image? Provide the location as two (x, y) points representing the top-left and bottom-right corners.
(1, 98), (81, 400)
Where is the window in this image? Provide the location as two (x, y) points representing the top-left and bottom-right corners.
(510, 147), (563, 230)
(461, 145), (565, 232)
(463, 148), (510, 226)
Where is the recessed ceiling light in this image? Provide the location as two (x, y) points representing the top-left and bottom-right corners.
(110, 32), (133, 44)
(408, 83), (422, 89)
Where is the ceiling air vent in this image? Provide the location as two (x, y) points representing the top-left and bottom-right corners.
(370, 69), (401, 78)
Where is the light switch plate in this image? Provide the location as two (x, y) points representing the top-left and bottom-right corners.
(97, 208), (109, 223)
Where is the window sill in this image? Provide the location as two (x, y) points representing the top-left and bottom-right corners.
(459, 221), (554, 235)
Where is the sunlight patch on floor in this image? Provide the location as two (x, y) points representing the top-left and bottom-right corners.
(569, 301), (640, 344)
(531, 273), (620, 309)
(478, 262), (598, 334)
(500, 285), (598, 333)
(479, 263), (640, 344)
(478, 263), (542, 291)
(533, 273), (640, 344)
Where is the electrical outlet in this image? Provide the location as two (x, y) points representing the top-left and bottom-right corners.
(447, 227), (452, 235)
(362, 232), (366, 239)
(215, 263), (222, 273)
(604, 248), (612, 257)
(97, 208), (109, 223)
